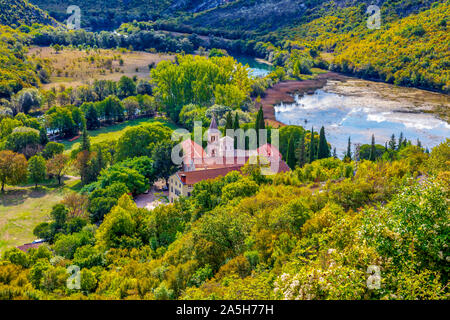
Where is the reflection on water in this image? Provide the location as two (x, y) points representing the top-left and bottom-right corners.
(275, 86), (450, 156)
(234, 55), (273, 78)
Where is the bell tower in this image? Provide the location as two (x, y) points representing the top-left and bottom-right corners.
(207, 116), (220, 157)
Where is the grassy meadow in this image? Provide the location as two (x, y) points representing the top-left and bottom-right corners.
(28, 46), (174, 89)
(0, 177), (81, 254)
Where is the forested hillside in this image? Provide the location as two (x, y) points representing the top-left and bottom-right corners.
(0, 25), (52, 100)
(275, 1), (449, 91)
(329, 2), (449, 91)
(164, 0), (441, 36)
(28, 0), (232, 30)
(171, 0), (449, 91)
(0, 0), (57, 27)
(29, 0), (440, 32)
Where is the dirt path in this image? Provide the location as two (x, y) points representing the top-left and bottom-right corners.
(134, 187), (169, 211)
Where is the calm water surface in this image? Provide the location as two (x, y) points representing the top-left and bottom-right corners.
(234, 55), (273, 78)
(275, 79), (450, 155)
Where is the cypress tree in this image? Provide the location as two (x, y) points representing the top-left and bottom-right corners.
(417, 138), (422, 149)
(255, 108), (261, 146)
(233, 113), (240, 149)
(255, 107), (261, 130)
(332, 147), (337, 159)
(258, 106), (265, 130)
(255, 106), (265, 147)
(296, 133), (306, 167)
(309, 127), (316, 163)
(95, 147), (105, 176)
(287, 135), (296, 169)
(79, 120), (92, 185)
(225, 111), (233, 131)
(317, 126), (330, 159)
(259, 112), (265, 131)
(346, 136), (352, 159)
(398, 132), (403, 150)
(81, 121), (91, 152)
(369, 134), (376, 161)
(233, 113), (240, 130)
(388, 134), (396, 150)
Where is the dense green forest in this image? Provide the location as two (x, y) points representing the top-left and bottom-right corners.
(0, 134), (448, 299)
(0, 0), (448, 301)
(0, 0), (58, 27)
(29, 0), (177, 30)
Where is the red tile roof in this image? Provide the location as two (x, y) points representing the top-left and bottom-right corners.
(177, 158), (290, 185)
(181, 139), (207, 162)
(193, 156), (250, 169)
(257, 143), (282, 159)
(177, 165), (243, 185)
(272, 159), (291, 173)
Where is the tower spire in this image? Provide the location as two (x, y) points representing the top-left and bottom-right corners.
(209, 116), (218, 130)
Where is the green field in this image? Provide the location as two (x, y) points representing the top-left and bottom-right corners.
(62, 117), (178, 153)
(0, 178), (81, 254)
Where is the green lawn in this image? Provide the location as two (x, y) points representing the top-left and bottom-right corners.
(62, 117), (178, 153)
(0, 178), (81, 254)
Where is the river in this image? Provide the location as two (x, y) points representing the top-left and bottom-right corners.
(274, 78), (450, 156)
(234, 55), (273, 78)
